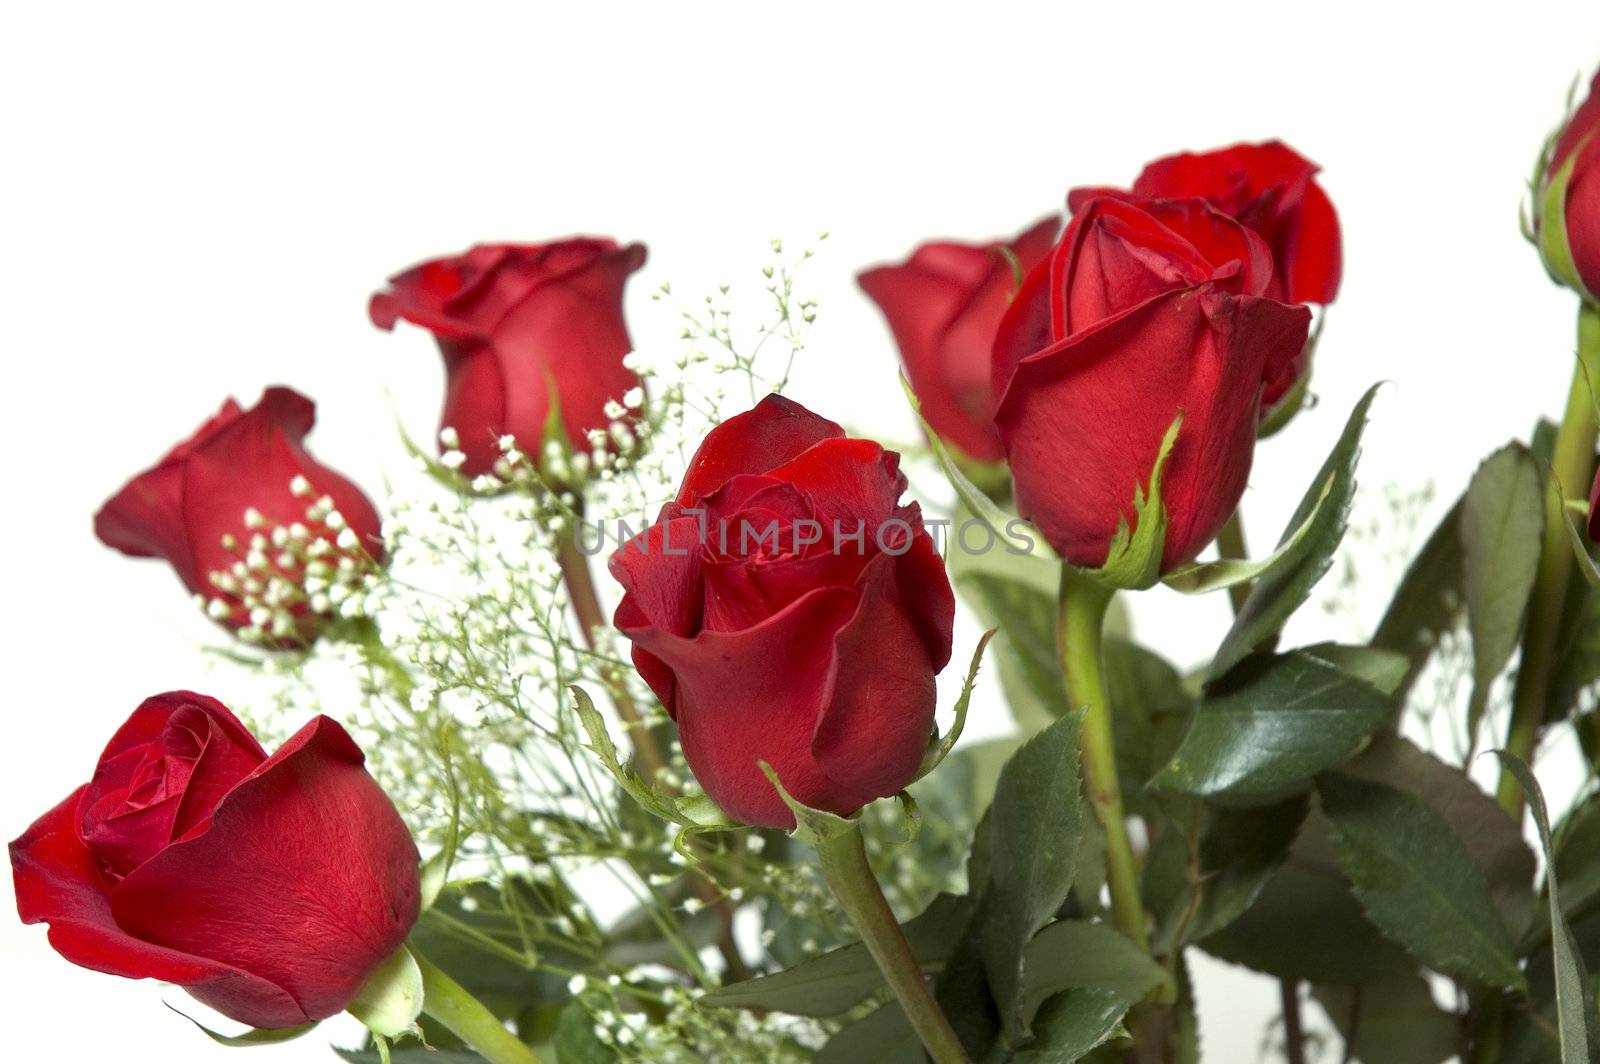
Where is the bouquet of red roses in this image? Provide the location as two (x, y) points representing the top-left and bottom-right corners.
(13, 70), (1600, 1064)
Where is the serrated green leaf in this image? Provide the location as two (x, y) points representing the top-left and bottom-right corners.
(1152, 796), (1310, 951)
(1298, 643), (1409, 697)
(1461, 443), (1545, 736)
(1545, 793), (1600, 943)
(1154, 652), (1392, 801)
(1497, 754), (1600, 1062)
(1311, 971), (1457, 1064)
(1162, 471), (1332, 595)
(982, 714), (1086, 1039)
(1371, 499), (1465, 703)
(1017, 920), (1166, 1024)
(1317, 773), (1526, 991)
(702, 893), (971, 1016)
(1200, 859), (1413, 985)
(1334, 733), (1534, 935)
(1012, 988), (1131, 1062)
(1211, 385), (1381, 680)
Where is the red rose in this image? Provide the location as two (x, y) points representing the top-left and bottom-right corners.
(93, 387), (384, 645)
(9, 692), (420, 1030)
(609, 395), (955, 829)
(992, 196), (1311, 573)
(370, 239), (647, 477)
(858, 216), (1060, 461)
(1537, 72), (1600, 300)
(1071, 141), (1342, 308)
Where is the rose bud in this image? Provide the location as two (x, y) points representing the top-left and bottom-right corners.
(609, 395), (956, 829)
(93, 387), (384, 646)
(1070, 141), (1342, 308)
(992, 196), (1312, 577)
(9, 692), (420, 1030)
(369, 239), (648, 478)
(1534, 71), (1600, 302)
(858, 216), (1060, 463)
(1070, 141), (1340, 415)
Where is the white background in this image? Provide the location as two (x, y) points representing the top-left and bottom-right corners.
(4, 2), (1599, 1061)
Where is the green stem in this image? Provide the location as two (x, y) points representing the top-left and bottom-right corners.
(415, 950), (545, 1064)
(1057, 567), (1149, 952)
(813, 823), (970, 1064)
(555, 529), (751, 982)
(1497, 301), (1600, 817)
(1215, 512), (1253, 615)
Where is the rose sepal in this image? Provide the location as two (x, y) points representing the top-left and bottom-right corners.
(347, 943), (425, 1043)
(1557, 478), (1600, 588)
(912, 629), (995, 784)
(570, 686), (737, 850)
(1538, 139), (1597, 302)
(165, 1006), (317, 1048)
(1086, 411), (1183, 591)
(756, 761), (861, 847)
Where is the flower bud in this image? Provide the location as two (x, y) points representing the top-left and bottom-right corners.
(1534, 72), (1600, 302)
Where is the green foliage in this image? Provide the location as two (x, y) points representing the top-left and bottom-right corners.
(1211, 385), (1381, 680)
(1311, 972), (1458, 1064)
(1338, 733), (1534, 933)
(1103, 637), (1193, 817)
(1016, 920), (1166, 1023)
(1010, 989), (1131, 1062)
(982, 714), (1087, 1040)
(1144, 796), (1309, 951)
(1498, 754), (1600, 1061)
(704, 893), (971, 1016)
(1318, 773), (1526, 991)
(1460, 443), (1544, 735)
(1153, 650), (1393, 801)
(1162, 469), (1331, 595)
(1200, 858), (1414, 985)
